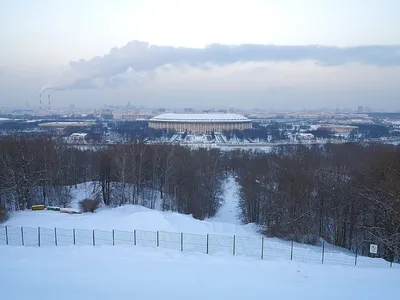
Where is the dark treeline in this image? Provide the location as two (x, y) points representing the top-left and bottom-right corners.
(227, 143), (400, 260)
(1, 136), (399, 261)
(1, 119), (396, 143)
(0, 120), (43, 132)
(110, 121), (176, 141)
(0, 137), (225, 220)
(223, 121), (394, 141)
(223, 121), (290, 142)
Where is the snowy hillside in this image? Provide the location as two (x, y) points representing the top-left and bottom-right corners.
(1, 176), (399, 299)
(4, 177), (256, 237)
(2, 177), (395, 268)
(1, 245), (399, 300)
(3, 204), (257, 237)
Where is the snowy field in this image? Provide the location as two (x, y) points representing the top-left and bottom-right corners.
(1, 245), (399, 300)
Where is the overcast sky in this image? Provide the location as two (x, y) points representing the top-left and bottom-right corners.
(0, 0), (399, 111)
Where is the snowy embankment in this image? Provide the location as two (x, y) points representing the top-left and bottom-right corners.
(1, 177), (396, 268)
(3, 204), (256, 237)
(1, 245), (399, 300)
(4, 178), (256, 237)
(1, 177), (399, 299)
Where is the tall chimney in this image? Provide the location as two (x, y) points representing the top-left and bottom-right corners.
(48, 94), (51, 111)
(39, 94), (42, 110)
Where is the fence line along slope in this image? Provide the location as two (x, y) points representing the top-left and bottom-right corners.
(0, 224), (395, 268)
(1, 178), (396, 268)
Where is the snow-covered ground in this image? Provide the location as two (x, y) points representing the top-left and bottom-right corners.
(209, 176), (241, 224)
(2, 177), (395, 268)
(4, 178), (256, 237)
(1, 176), (399, 299)
(3, 179), (256, 237)
(1, 245), (398, 300)
(3, 204), (257, 237)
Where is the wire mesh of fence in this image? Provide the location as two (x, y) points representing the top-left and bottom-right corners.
(0, 225), (396, 268)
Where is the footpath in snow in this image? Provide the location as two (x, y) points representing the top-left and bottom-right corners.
(209, 176), (241, 224)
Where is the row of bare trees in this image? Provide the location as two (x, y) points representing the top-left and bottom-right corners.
(1, 136), (398, 260)
(229, 143), (400, 260)
(94, 143), (225, 218)
(0, 137), (225, 220)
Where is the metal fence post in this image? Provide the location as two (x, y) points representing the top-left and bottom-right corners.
(261, 237), (264, 259)
(233, 235), (236, 256)
(73, 229), (76, 245)
(206, 234), (209, 254)
(322, 241), (325, 264)
(157, 231), (159, 247)
(38, 227), (41, 247)
(290, 240), (293, 260)
(5, 226), (8, 245)
(112, 230), (115, 246)
(181, 232), (183, 251)
(55, 228), (58, 246)
(355, 248), (358, 266)
(134, 230), (136, 246)
(21, 227), (24, 246)
(92, 230), (95, 246)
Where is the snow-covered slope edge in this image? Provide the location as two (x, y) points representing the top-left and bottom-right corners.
(1, 246), (398, 300)
(1, 176), (396, 268)
(3, 176), (257, 237)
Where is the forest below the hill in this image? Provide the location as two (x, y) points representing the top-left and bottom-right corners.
(0, 137), (399, 261)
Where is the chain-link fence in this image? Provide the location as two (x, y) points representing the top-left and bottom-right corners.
(0, 225), (395, 268)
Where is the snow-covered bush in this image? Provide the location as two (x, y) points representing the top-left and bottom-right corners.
(79, 199), (100, 213)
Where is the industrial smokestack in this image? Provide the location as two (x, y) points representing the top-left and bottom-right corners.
(48, 94), (51, 111)
(39, 94), (42, 110)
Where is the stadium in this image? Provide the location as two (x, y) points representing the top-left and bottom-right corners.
(148, 113), (252, 133)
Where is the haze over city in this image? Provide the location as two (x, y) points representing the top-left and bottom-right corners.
(1, 0), (399, 110)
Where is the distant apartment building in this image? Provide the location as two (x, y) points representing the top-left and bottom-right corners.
(112, 110), (155, 120)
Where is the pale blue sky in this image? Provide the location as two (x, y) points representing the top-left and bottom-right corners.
(0, 0), (399, 110)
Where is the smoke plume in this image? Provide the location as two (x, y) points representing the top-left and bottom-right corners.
(42, 41), (400, 92)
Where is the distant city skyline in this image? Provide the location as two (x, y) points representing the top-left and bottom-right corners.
(0, 0), (399, 110)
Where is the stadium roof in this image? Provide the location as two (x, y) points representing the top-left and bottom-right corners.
(150, 113), (251, 123)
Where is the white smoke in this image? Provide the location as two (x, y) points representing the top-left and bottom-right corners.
(42, 41), (400, 92)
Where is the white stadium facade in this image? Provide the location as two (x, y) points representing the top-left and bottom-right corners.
(148, 113), (252, 133)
